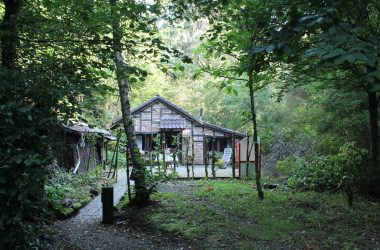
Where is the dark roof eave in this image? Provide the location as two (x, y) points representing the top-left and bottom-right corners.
(202, 122), (246, 138)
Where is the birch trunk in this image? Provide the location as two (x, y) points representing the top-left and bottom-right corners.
(110, 0), (149, 205)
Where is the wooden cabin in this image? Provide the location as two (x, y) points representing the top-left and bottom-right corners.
(56, 123), (116, 173)
(110, 95), (245, 164)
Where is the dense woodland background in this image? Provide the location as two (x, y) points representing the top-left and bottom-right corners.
(0, 0), (379, 248)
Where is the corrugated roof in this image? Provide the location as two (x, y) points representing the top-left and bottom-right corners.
(63, 122), (116, 140)
(160, 117), (186, 129)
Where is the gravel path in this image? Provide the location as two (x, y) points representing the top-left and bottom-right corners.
(45, 170), (186, 250)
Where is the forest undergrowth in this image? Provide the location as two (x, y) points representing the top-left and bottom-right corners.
(118, 180), (380, 249)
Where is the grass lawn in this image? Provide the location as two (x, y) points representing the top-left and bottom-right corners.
(128, 180), (379, 249)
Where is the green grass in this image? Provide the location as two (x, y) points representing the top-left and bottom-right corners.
(144, 180), (379, 249)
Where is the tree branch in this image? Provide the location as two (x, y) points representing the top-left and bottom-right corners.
(196, 62), (246, 81)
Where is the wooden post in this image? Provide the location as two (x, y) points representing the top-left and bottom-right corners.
(246, 135), (250, 178)
(232, 133), (236, 178)
(149, 151), (153, 176)
(191, 137), (195, 179)
(162, 135), (166, 175)
(101, 187), (114, 224)
(204, 136), (209, 179)
(211, 131), (216, 179)
(185, 137), (190, 179)
(104, 141), (108, 170)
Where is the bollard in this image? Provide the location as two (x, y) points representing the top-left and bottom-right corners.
(101, 187), (114, 224)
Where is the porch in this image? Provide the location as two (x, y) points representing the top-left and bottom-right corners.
(148, 164), (238, 179)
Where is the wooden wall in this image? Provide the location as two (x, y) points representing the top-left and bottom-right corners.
(133, 101), (233, 165)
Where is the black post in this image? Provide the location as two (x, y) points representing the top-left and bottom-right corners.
(102, 187), (114, 224)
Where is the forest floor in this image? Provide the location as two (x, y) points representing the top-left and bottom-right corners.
(44, 178), (380, 249)
(116, 180), (380, 249)
(43, 170), (189, 249)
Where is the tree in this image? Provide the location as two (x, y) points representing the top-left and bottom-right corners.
(266, 0), (380, 194)
(1, 0), (113, 246)
(169, 0), (274, 199)
(109, 0), (150, 205)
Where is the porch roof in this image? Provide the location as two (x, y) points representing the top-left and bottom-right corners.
(160, 116), (186, 129)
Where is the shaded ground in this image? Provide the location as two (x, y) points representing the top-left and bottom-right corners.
(45, 178), (380, 249)
(120, 180), (380, 249)
(43, 170), (189, 249)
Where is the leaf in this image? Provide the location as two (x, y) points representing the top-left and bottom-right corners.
(17, 106), (29, 113)
(346, 52), (368, 63)
(249, 46), (266, 55)
(15, 155), (23, 164)
(178, 65), (185, 71)
(321, 48), (345, 60)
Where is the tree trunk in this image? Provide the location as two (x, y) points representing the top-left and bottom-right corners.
(232, 132), (236, 178)
(248, 70), (264, 200)
(368, 90), (379, 194)
(110, 0), (149, 205)
(1, 0), (22, 71)
(126, 147), (132, 201)
(246, 134), (250, 178)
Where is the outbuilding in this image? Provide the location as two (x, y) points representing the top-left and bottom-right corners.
(56, 123), (116, 173)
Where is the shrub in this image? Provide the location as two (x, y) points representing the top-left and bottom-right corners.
(216, 159), (224, 169)
(278, 142), (367, 192)
(45, 166), (105, 218)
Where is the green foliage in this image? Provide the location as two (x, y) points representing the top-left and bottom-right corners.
(215, 159), (224, 169)
(144, 180), (380, 249)
(278, 142), (368, 191)
(45, 166), (106, 218)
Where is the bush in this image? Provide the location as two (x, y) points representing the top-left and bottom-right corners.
(45, 166), (105, 218)
(278, 142), (367, 192)
(216, 159), (224, 169)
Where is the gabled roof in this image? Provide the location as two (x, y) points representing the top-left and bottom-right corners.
(110, 95), (245, 138)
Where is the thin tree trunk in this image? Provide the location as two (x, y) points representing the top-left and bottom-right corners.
(126, 147), (132, 201)
(248, 70), (264, 200)
(246, 134), (249, 178)
(232, 133), (236, 178)
(149, 152), (153, 176)
(1, 0), (22, 71)
(110, 0), (149, 205)
(368, 90), (379, 194)
(212, 131), (216, 179)
(108, 133), (120, 178)
(112, 144), (119, 179)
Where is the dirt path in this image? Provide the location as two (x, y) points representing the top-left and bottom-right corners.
(45, 170), (186, 250)
(75, 169), (130, 223)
